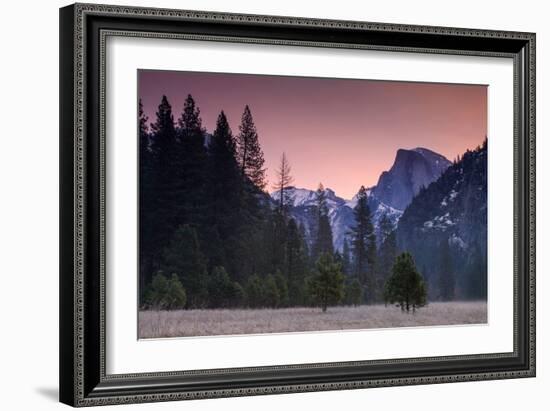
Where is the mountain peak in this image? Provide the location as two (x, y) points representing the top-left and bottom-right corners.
(372, 147), (451, 210)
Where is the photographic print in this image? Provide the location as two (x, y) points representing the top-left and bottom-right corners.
(137, 70), (488, 339)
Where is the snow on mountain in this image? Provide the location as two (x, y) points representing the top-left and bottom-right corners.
(396, 141), (487, 299)
(270, 186), (402, 252)
(277, 187), (345, 209)
(344, 187), (373, 210)
(268, 147), (451, 252)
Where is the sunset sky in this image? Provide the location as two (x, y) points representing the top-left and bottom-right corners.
(139, 70), (487, 199)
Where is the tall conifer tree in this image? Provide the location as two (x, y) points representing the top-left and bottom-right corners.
(308, 253), (344, 312)
(139, 99), (154, 297)
(150, 95), (177, 160)
(286, 218), (308, 293)
(203, 111), (241, 269)
(341, 239), (352, 276)
(147, 95), (177, 277)
(273, 152), (294, 214)
(378, 214), (397, 299)
(349, 186), (377, 302)
(313, 183), (334, 261)
(175, 94), (207, 225)
(236, 105), (266, 190)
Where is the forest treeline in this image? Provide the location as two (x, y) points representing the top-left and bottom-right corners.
(139, 94), (482, 312)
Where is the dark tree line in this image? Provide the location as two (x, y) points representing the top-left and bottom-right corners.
(338, 140), (488, 306)
(396, 140), (488, 301)
(139, 95), (267, 309)
(140, 93), (431, 312)
(334, 186), (402, 306)
(342, 197), (427, 310)
(140, 95), (346, 311)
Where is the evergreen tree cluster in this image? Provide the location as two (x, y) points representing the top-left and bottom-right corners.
(396, 140), (488, 301)
(139, 93), (480, 313)
(335, 187), (400, 306)
(139, 95), (346, 311)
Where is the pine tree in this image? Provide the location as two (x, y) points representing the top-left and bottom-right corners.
(236, 105), (266, 190)
(378, 214), (397, 298)
(287, 222), (310, 306)
(307, 253), (344, 312)
(143, 271), (187, 310)
(138, 99), (154, 298)
(268, 210), (288, 277)
(150, 95), (177, 154)
(378, 213), (393, 243)
(178, 94), (204, 138)
(175, 94), (207, 225)
(144, 95), (178, 293)
(313, 184), (334, 261)
(286, 218), (300, 280)
(272, 152), (294, 214)
(349, 186), (377, 301)
(384, 252), (427, 313)
(204, 111), (242, 269)
(144, 272), (170, 309)
(341, 239), (352, 276)
(161, 225), (209, 308)
(438, 238), (456, 301)
(139, 98), (149, 150)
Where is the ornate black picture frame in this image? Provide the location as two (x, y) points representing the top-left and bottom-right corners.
(59, 3), (535, 407)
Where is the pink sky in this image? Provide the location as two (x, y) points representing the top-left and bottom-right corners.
(139, 70), (487, 199)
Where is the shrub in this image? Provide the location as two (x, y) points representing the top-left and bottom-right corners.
(144, 271), (187, 310)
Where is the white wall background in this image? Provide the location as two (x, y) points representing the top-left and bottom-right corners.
(0, 0), (546, 409)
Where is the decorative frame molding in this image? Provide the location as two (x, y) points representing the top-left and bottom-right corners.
(60, 3), (535, 407)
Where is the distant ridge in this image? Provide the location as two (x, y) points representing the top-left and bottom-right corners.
(270, 146), (451, 251)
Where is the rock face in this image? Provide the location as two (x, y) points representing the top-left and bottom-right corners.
(372, 148), (451, 211)
(396, 141), (487, 299)
(269, 147), (451, 253)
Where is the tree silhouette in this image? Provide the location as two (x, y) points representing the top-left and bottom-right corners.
(341, 239), (352, 276)
(273, 152), (294, 214)
(349, 186), (377, 301)
(308, 253), (344, 312)
(175, 94), (207, 225)
(143, 95), (178, 292)
(378, 214), (397, 299)
(384, 252), (427, 313)
(313, 183), (334, 261)
(236, 105), (266, 190)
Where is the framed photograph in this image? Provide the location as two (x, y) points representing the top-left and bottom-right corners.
(59, 3), (535, 407)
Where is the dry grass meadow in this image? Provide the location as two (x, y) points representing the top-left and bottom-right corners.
(139, 301), (487, 338)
